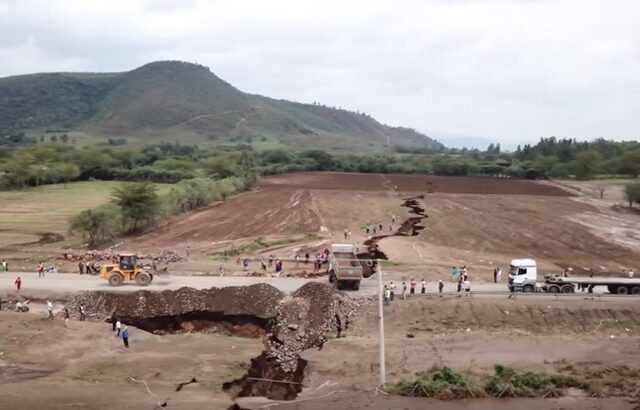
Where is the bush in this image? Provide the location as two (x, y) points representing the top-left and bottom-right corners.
(623, 182), (640, 208)
(69, 203), (123, 249)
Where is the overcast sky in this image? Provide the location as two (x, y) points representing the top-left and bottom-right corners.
(0, 0), (639, 145)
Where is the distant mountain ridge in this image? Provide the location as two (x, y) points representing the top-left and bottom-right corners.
(0, 61), (443, 152)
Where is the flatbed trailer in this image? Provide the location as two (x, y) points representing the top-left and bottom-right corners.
(508, 258), (640, 294)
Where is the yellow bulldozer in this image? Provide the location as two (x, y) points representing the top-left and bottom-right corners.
(99, 253), (153, 286)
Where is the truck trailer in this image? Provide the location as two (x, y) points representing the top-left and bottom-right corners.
(327, 243), (367, 291)
(508, 258), (640, 294)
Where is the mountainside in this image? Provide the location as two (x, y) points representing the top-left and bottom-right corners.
(0, 61), (443, 152)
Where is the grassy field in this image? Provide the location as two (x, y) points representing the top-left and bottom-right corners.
(0, 181), (172, 249)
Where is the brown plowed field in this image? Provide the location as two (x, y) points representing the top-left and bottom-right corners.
(261, 172), (572, 195)
(128, 172), (638, 276)
(138, 188), (321, 247)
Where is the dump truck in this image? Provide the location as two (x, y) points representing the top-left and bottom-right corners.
(508, 258), (640, 294)
(99, 253), (153, 286)
(327, 243), (367, 291)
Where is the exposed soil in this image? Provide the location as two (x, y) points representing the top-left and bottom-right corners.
(125, 311), (269, 337)
(222, 352), (307, 400)
(260, 172), (573, 196)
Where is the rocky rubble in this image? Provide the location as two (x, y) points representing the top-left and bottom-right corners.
(62, 249), (186, 263)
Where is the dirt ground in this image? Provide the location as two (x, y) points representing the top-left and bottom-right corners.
(2, 297), (640, 409)
(118, 172), (639, 279)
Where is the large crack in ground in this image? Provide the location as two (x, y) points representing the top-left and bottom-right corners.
(357, 194), (428, 271)
(70, 282), (358, 402)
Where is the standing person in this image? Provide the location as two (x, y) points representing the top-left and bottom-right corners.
(218, 264), (225, 277)
(389, 282), (396, 301)
(451, 266), (458, 282)
(391, 214), (396, 224)
(365, 226), (370, 235)
(47, 300), (53, 320)
(496, 267), (502, 282)
(242, 258), (249, 271)
(79, 303), (86, 321)
(421, 279), (426, 294)
(121, 326), (129, 348)
(260, 258), (267, 272)
(464, 279), (471, 296)
(402, 281), (407, 300)
(116, 319), (122, 337)
(295, 254), (300, 268)
(438, 280), (444, 296)
(461, 265), (468, 281)
(304, 253), (310, 264)
(38, 261), (45, 278)
(372, 226), (377, 234)
(347, 229), (352, 239)
(14, 276), (22, 291)
(111, 311), (118, 332)
(629, 269), (636, 278)
(493, 267), (498, 283)
(1, 259), (8, 272)
(78, 261), (84, 275)
(378, 223), (383, 231)
(344, 228), (348, 240)
(383, 286), (391, 306)
(457, 275), (463, 293)
(268, 255), (274, 268)
(410, 278), (416, 295)
(63, 308), (70, 327)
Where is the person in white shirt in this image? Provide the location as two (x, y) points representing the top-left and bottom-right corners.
(116, 320), (122, 337)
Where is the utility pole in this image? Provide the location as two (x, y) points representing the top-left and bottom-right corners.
(377, 261), (386, 386)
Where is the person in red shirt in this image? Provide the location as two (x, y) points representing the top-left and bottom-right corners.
(37, 262), (45, 278)
(14, 277), (22, 291)
(410, 278), (417, 295)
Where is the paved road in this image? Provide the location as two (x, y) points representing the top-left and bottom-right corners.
(1, 272), (635, 303)
(0, 271), (322, 294)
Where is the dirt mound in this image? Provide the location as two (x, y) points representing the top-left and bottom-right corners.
(69, 283), (285, 321)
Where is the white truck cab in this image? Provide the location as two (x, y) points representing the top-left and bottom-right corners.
(508, 258), (538, 292)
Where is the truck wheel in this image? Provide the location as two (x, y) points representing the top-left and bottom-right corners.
(328, 270), (336, 283)
(617, 286), (629, 295)
(136, 272), (151, 286)
(561, 285), (574, 293)
(523, 285), (534, 293)
(631, 286), (640, 295)
(547, 285), (560, 293)
(108, 273), (124, 286)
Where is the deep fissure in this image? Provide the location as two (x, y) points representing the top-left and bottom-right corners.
(357, 194), (428, 262)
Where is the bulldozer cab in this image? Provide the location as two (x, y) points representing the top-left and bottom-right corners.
(119, 254), (137, 271)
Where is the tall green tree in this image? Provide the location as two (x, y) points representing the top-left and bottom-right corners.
(624, 182), (640, 209)
(572, 151), (602, 180)
(69, 204), (123, 248)
(57, 163), (80, 187)
(111, 182), (159, 232)
(618, 149), (640, 177)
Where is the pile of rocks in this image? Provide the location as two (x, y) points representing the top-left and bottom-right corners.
(62, 249), (186, 263)
(266, 282), (360, 372)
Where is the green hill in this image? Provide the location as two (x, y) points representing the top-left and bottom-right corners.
(0, 61), (443, 152)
